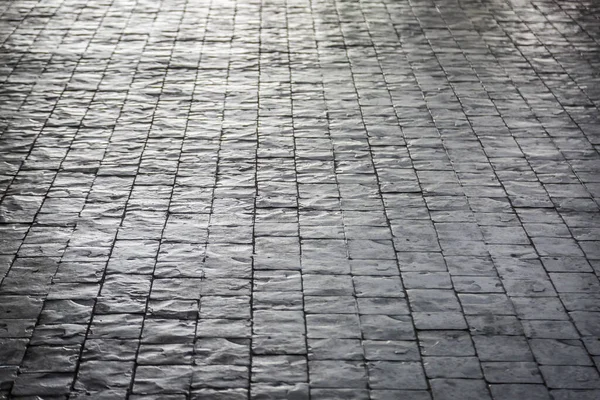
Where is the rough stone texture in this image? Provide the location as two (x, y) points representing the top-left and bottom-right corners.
(0, 0), (599, 398)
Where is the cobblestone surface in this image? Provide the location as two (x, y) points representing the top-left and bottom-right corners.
(0, 0), (599, 398)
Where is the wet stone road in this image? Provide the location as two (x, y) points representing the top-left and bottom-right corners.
(0, 0), (599, 398)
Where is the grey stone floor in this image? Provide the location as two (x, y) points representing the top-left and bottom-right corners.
(0, 0), (599, 398)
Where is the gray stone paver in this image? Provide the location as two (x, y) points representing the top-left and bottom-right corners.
(0, 0), (599, 398)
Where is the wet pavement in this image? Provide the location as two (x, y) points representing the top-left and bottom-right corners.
(0, 0), (599, 398)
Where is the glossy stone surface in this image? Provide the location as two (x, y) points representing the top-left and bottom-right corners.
(0, 0), (599, 398)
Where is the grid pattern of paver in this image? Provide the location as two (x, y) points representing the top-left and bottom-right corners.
(0, 0), (599, 398)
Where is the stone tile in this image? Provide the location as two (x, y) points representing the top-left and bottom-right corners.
(0, 338), (28, 365)
(311, 388), (368, 400)
(522, 320), (581, 339)
(548, 389), (600, 400)
(360, 315), (415, 340)
(74, 361), (134, 391)
(11, 373), (74, 396)
(370, 390), (431, 400)
(418, 331), (475, 357)
(309, 361), (367, 388)
(21, 345), (80, 372)
(512, 296), (568, 320)
(489, 384), (551, 400)
(363, 340), (420, 362)
(482, 362), (543, 383)
(195, 338), (249, 366)
(252, 384), (309, 399)
(133, 366), (193, 394)
(473, 336), (533, 362)
(458, 293), (515, 315)
(549, 273), (600, 293)
(423, 356), (483, 379)
(190, 365), (249, 389)
(540, 366), (600, 389)
(407, 289), (461, 312)
(430, 379), (492, 400)
(88, 314), (144, 339)
(368, 361), (427, 389)
(308, 338), (363, 360)
(251, 355), (307, 384)
(138, 343), (194, 365)
(412, 312), (468, 330)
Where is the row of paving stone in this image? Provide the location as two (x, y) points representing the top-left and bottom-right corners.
(0, 0), (600, 398)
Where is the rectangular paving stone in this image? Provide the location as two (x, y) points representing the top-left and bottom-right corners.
(540, 366), (600, 389)
(309, 360), (367, 389)
(430, 379), (492, 400)
(133, 365), (193, 394)
(368, 361), (427, 389)
(423, 356), (483, 379)
(482, 361), (544, 384)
